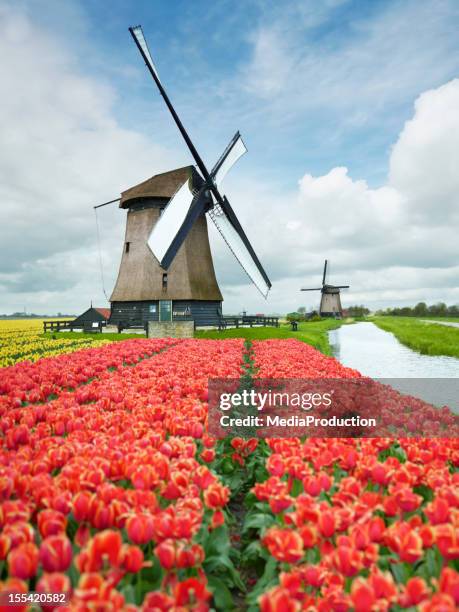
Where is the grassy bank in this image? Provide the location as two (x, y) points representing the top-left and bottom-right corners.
(372, 316), (459, 358)
(43, 331), (142, 342)
(419, 316), (459, 323)
(196, 319), (344, 355)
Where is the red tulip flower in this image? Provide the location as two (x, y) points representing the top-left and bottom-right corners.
(8, 542), (39, 579)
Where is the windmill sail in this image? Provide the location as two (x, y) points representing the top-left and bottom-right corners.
(211, 132), (247, 187)
(130, 24), (272, 297)
(147, 179), (195, 264)
(157, 188), (210, 270)
(208, 200), (271, 298)
(130, 26), (162, 85)
(322, 260), (328, 286)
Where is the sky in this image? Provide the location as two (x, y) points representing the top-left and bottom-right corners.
(1, 0), (458, 315)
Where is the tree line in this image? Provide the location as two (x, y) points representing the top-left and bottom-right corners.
(376, 302), (459, 317)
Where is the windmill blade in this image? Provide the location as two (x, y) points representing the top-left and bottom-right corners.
(130, 26), (162, 85)
(147, 179), (195, 265)
(159, 188), (211, 269)
(211, 132), (247, 187)
(322, 260), (328, 286)
(301, 288), (322, 291)
(334, 285), (350, 289)
(208, 198), (271, 297)
(129, 25), (212, 186)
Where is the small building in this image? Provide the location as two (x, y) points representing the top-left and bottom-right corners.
(72, 307), (111, 332)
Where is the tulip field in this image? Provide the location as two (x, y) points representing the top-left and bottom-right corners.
(0, 335), (458, 611)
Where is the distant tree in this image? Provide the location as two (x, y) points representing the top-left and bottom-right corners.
(346, 305), (370, 317)
(297, 306), (306, 314)
(413, 302), (428, 317)
(379, 302), (456, 317)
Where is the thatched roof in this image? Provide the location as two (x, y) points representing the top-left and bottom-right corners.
(120, 166), (195, 208)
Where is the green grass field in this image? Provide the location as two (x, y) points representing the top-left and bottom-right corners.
(418, 316), (459, 323)
(43, 331), (142, 342)
(372, 316), (459, 358)
(196, 319), (343, 355)
(43, 320), (349, 355)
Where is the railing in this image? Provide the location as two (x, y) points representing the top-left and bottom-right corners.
(218, 315), (279, 331)
(43, 320), (105, 333)
(43, 320), (73, 332)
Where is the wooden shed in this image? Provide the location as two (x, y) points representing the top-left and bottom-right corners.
(72, 307), (111, 332)
(109, 166), (223, 329)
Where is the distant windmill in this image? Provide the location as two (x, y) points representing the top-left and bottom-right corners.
(301, 260), (349, 318)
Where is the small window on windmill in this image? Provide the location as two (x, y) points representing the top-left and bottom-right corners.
(125, 242), (130, 253)
(162, 273), (168, 289)
(159, 207), (165, 216)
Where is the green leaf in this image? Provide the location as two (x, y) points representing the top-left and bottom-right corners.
(290, 478), (303, 497)
(391, 562), (412, 584)
(208, 576), (235, 610)
(426, 547), (442, 579)
(247, 556), (278, 604)
(205, 554), (246, 591)
(413, 484), (434, 503)
(120, 584), (136, 605)
(204, 525), (230, 557)
(243, 512), (275, 534)
(242, 540), (268, 564)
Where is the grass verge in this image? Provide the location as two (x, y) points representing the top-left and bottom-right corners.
(372, 316), (459, 358)
(44, 319), (347, 356)
(196, 319), (344, 355)
(43, 332), (142, 341)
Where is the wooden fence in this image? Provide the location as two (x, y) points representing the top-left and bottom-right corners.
(218, 315), (279, 331)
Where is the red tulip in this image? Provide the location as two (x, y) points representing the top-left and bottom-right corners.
(203, 482), (230, 509)
(318, 510), (336, 538)
(400, 577), (431, 606)
(36, 573), (71, 610)
(120, 545), (144, 573)
(8, 542), (39, 579)
(39, 535), (72, 572)
(333, 545), (362, 577)
(155, 539), (176, 569)
(126, 513), (155, 545)
(173, 577), (211, 606)
(398, 530), (423, 563)
(263, 528), (304, 564)
(37, 510), (67, 538)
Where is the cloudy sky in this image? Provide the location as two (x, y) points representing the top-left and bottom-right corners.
(1, 0), (458, 315)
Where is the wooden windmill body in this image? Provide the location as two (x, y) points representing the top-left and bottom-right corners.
(301, 260), (349, 318)
(109, 167), (223, 328)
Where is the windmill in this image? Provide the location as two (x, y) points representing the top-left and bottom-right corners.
(301, 260), (349, 318)
(103, 26), (271, 329)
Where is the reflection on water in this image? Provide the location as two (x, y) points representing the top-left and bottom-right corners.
(329, 322), (459, 412)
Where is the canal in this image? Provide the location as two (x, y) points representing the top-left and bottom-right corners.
(329, 322), (459, 412)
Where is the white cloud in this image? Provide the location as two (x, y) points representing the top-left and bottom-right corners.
(0, 3), (177, 313)
(240, 0), (459, 128)
(212, 78), (459, 313)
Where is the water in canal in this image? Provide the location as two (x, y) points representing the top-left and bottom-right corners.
(329, 322), (459, 412)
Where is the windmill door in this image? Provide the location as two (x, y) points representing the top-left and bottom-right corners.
(159, 300), (172, 322)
